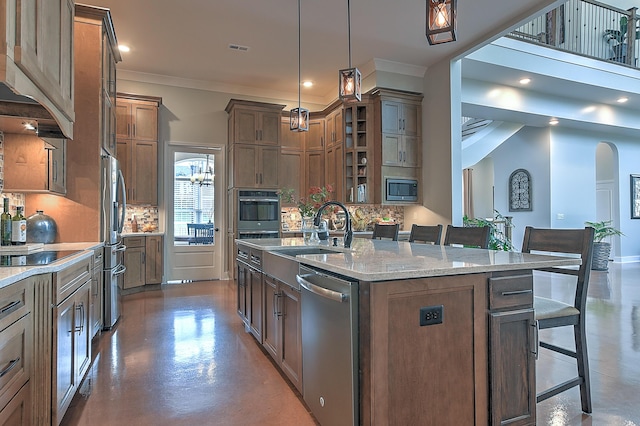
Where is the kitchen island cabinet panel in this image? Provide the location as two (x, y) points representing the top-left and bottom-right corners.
(360, 274), (488, 425)
(0, 381), (31, 426)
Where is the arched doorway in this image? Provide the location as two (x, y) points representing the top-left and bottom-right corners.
(595, 142), (621, 260)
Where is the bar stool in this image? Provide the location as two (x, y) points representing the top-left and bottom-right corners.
(408, 224), (442, 245)
(371, 223), (399, 241)
(521, 226), (595, 413)
(443, 225), (490, 249)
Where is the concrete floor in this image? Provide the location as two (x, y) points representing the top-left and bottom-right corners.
(61, 262), (640, 425)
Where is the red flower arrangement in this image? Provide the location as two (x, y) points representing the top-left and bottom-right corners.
(279, 185), (334, 218)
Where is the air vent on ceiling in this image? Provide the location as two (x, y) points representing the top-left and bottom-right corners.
(228, 44), (250, 52)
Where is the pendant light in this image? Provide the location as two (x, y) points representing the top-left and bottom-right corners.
(426, 0), (457, 45)
(290, 0), (309, 132)
(338, 0), (361, 101)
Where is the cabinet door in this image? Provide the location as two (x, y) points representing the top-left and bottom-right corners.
(403, 136), (420, 168)
(490, 309), (536, 426)
(305, 150), (325, 191)
(248, 268), (262, 342)
(0, 381), (32, 426)
(132, 140), (158, 204)
(235, 110), (259, 144)
(233, 144), (259, 188)
(280, 119), (305, 149)
(280, 150), (304, 203)
(326, 143), (345, 201)
(123, 246), (145, 289)
(116, 138), (131, 195)
(280, 284), (302, 392)
(74, 284), (91, 385)
(54, 295), (75, 425)
(381, 134), (402, 166)
(90, 265), (103, 338)
(402, 103), (420, 137)
(333, 109), (343, 146)
(262, 275), (279, 360)
(259, 146), (279, 188)
(381, 100), (402, 134)
(115, 103), (132, 139)
(132, 104), (158, 140)
(236, 263), (249, 323)
(102, 94), (117, 156)
(259, 112), (280, 145)
(145, 236), (163, 284)
(307, 120), (325, 151)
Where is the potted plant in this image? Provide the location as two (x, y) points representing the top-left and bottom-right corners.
(463, 210), (515, 251)
(584, 220), (624, 271)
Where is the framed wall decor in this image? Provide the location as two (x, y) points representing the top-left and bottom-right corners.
(631, 174), (640, 219)
(509, 169), (532, 212)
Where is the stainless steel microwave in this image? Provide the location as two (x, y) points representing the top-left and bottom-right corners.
(386, 178), (418, 202)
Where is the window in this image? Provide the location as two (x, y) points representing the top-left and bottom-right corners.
(174, 155), (215, 244)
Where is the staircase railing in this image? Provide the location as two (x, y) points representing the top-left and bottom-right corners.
(508, 0), (638, 69)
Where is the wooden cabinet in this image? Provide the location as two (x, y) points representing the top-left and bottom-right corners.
(305, 150), (325, 191)
(235, 244), (263, 342)
(116, 95), (161, 205)
(3, 135), (66, 194)
(325, 108), (343, 147)
(52, 257), (92, 426)
(280, 149), (305, 204)
(0, 277), (33, 425)
(262, 275), (302, 392)
(145, 235), (164, 285)
(123, 235), (164, 289)
(227, 102), (283, 145)
(89, 247), (104, 339)
(344, 100), (373, 203)
(280, 116), (306, 149)
(488, 271), (536, 426)
(325, 142), (344, 201)
(116, 98), (158, 141)
(377, 92), (422, 168)
(229, 144), (279, 189)
(0, 0), (75, 138)
(307, 119), (325, 151)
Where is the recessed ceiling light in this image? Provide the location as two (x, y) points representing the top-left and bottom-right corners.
(519, 78), (531, 85)
(118, 45), (130, 53)
(617, 96), (629, 103)
(549, 118), (559, 125)
(302, 81), (313, 88)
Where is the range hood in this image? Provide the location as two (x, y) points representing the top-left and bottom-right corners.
(0, 83), (67, 139)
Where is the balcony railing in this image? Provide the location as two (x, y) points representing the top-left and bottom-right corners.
(508, 0), (639, 69)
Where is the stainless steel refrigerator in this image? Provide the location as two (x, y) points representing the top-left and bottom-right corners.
(101, 154), (127, 329)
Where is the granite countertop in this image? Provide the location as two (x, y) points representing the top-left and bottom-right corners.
(237, 237), (581, 282)
(0, 242), (103, 289)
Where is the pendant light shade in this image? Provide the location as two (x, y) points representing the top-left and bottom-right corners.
(426, 0), (457, 45)
(290, 0), (309, 132)
(338, 0), (361, 101)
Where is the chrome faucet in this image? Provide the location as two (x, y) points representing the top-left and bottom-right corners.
(314, 201), (353, 249)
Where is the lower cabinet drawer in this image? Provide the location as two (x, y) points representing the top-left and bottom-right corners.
(0, 314), (32, 414)
(0, 280), (31, 332)
(0, 381), (31, 426)
(489, 272), (533, 310)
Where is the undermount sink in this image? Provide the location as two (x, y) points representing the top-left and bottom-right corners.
(264, 247), (342, 288)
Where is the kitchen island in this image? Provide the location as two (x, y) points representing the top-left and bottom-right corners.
(236, 237), (581, 426)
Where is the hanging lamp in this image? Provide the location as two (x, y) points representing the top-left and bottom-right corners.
(338, 0), (361, 101)
(426, 0), (457, 45)
(290, 0), (309, 131)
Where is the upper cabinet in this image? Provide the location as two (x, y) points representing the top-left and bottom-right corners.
(325, 108), (343, 148)
(0, 0), (75, 138)
(375, 90), (423, 169)
(226, 100), (284, 189)
(116, 94), (161, 205)
(226, 100), (284, 146)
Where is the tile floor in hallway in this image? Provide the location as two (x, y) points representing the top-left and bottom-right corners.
(61, 262), (640, 425)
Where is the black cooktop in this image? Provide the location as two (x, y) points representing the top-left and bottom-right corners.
(0, 250), (81, 267)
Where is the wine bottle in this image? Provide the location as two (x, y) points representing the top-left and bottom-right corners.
(131, 214), (138, 233)
(1, 198), (12, 246)
(11, 206), (27, 245)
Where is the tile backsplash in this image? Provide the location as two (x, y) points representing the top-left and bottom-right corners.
(0, 131), (25, 216)
(281, 204), (404, 232)
(124, 205), (159, 233)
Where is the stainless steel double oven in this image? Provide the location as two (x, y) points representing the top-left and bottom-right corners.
(237, 190), (280, 239)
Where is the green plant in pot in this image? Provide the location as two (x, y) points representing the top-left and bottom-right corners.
(584, 220), (624, 271)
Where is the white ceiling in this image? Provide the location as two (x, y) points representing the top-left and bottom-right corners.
(88, 0), (561, 104)
(86, 0), (640, 136)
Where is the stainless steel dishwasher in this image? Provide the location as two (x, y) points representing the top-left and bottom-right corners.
(296, 265), (359, 426)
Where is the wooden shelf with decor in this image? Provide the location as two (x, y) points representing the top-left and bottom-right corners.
(344, 96), (375, 204)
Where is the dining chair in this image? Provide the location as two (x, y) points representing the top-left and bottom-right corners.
(521, 226), (595, 413)
(408, 224), (442, 245)
(443, 225), (490, 249)
(187, 223), (215, 245)
(371, 223), (400, 241)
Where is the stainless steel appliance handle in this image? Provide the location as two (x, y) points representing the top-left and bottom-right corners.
(117, 168), (127, 233)
(296, 274), (349, 303)
(114, 244), (127, 253)
(114, 264), (127, 276)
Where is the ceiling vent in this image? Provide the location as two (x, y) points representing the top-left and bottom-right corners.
(228, 44), (250, 52)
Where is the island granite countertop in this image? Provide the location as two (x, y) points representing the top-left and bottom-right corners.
(236, 237), (581, 281)
(0, 242), (103, 289)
